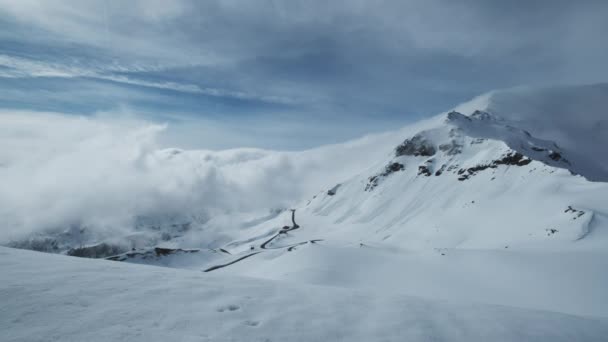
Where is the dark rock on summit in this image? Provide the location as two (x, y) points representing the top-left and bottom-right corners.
(549, 151), (562, 161)
(438, 140), (463, 155)
(395, 134), (436, 157)
(470, 110), (494, 121)
(457, 152), (532, 181)
(494, 152), (532, 167)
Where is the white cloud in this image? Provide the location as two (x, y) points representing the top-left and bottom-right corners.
(0, 109), (398, 244)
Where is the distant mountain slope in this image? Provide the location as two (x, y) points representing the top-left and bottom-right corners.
(454, 83), (608, 181)
(3, 83), (608, 261)
(297, 106), (608, 251)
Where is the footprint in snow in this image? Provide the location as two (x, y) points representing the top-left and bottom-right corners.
(217, 304), (241, 312)
(244, 320), (260, 327)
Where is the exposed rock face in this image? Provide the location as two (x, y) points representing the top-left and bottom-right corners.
(446, 111), (470, 122)
(106, 247), (200, 261)
(395, 134), (436, 157)
(8, 237), (60, 253)
(529, 147), (568, 165)
(366, 162), (405, 191)
(494, 152), (533, 167)
(418, 165), (432, 177)
(327, 184), (341, 196)
(438, 141), (463, 155)
(418, 159), (434, 177)
(564, 206), (586, 219)
(470, 110), (497, 121)
(435, 164), (447, 176)
(457, 152), (532, 181)
(437, 128), (464, 155)
(386, 162), (405, 173)
(68, 243), (127, 259)
(549, 151), (563, 161)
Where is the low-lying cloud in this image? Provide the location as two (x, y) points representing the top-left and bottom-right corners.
(0, 109), (397, 247)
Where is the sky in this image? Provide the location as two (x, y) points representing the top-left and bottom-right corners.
(1, 0), (607, 150)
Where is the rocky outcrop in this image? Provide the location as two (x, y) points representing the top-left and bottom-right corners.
(434, 164), (447, 176)
(438, 140), (463, 155)
(470, 110), (495, 121)
(565, 206), (585, 219)
(418, 159), (434, 177)
(395, 134), (436, 157)
(366, 162), (405, 191)
(547, 151), (568, 163)
(106, 247), (200, 261)
(327, 184), (341, 196)
(493, 152), (533, 167)
(457, 152), (532, 181)
(418, 165), (432, 177)
(68, 243), (127, 259)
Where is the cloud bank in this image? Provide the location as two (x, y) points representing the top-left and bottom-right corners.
(0, 109), (399, 246)
(1, 0), (607, 149)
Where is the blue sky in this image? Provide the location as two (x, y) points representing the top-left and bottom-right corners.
(1, 0), (607, 149)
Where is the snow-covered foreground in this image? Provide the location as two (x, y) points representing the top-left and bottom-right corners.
(2, 246), (608, 342)
(218, 240), (608, 318)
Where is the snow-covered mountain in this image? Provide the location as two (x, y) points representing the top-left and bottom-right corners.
(9, 84), (606, 255)
(3, 84), (608, 340)
(299, 107), (608, 251)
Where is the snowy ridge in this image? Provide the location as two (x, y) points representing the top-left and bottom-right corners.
(453, 84), (608, 181)
(291, 107), (607, 252)
(5, 84), (608, 258)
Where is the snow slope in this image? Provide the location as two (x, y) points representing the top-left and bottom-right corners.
(2, 246), (608, 342)
(87, 84), (608, 318)
(174, 85), (608, 320)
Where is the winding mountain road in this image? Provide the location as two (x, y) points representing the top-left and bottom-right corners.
(203, 252), (261, 272)
(203, 209), (321, 273)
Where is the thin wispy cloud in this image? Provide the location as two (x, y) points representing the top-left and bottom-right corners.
(0, 55), (299, 105)
(0, 0), (607, 148)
